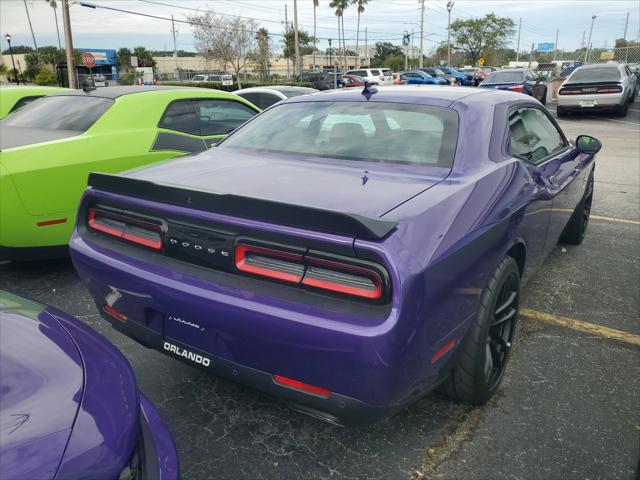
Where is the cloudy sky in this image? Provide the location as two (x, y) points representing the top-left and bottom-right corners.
(1, 0), (638, 54)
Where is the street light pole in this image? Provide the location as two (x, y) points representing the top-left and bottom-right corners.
(5, 34), (19, 84)
(418, 0), (425, 67)
(61, 0), (77, 88)
(293, 0), (300, 77)
(447, 1), (454, 66)
(586, 15), (596, 63)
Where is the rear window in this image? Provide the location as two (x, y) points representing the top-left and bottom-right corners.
(484, 71), (524, 83)
(1, 95), (113, 131)
(570, 67), (621, 82)
(221, 101), (458, 167)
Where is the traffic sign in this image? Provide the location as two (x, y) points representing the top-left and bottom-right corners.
(478, 57), (485, 66)
(81, 52), (96, 69)
(537, 43), (555, 52)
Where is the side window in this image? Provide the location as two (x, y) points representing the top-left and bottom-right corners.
(159, 100), (198, 135)
(370, 69), (381, 76)
(194, 99), (257, 136)
(10, 95), (44, 113)
(509, 107), (567, 163)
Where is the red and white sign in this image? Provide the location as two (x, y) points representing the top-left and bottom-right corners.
(81, 52), (96, 69)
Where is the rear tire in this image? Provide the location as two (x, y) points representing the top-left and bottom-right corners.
(557, 106), (568, 117)
(539, 89), (547, 105)
(615, 102), (629, 117)
(441, 256), (520, 405)
(560, 171), (594, 245)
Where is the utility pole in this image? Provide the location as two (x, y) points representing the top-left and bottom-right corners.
(553, 28), (559, 61)
(284, 4), (290, 79)
(364, 27), (368, 66)
(586, 15), (596, 63)
(61, 0), (76, 89)
(623, 11), (630, 62)
(313, 0), (317, 70)
(293, 0), (300, 77)
(419, 0), (425, 67)
(528, 42), (534, 68)
(447, 1), (454, 66)
(581, 31), (585, 49)
(23, 0), (38, 53)
(515, 18), (522, 62)
(171, 15), (179, 80)
(411, 29), (414, 68)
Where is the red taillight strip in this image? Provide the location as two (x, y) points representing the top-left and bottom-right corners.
(235, 244), (304, 283)
(302, 257), (383, 300)
(88, 208), (163, 251)
(103, 304), (128, 322)
(36, 218), (67, 227)
(273, 375), (331, 398)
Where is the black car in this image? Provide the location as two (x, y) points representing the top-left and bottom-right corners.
(478, 69), (547, 104)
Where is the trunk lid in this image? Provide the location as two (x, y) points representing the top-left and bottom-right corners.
(121, 148), (449, 219)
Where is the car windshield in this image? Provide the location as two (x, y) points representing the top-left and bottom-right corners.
(570, 67), (621, 82)
(484, 71), (524, 83)
(278, 88), (317, 98)
(221, 101), (458, 167)
(1, 95), (113, 131)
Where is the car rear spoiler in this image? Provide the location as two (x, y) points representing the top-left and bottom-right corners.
(88, 173), (398, 241)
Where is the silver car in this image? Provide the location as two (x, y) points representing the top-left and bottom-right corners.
(234, 86), (318, 110)
(557, 63), (637, 117)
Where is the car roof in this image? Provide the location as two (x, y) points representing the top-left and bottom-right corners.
(575, 63), (622, 70)
(50, 85), (195, 99)
(285, 84), (517, 108)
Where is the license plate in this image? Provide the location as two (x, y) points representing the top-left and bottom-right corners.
(579, 100), (596, 107)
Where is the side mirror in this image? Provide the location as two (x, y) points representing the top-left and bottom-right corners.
(576, 135), (602, 155)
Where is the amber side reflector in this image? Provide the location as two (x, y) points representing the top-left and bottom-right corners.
(273, 375), (331, 398)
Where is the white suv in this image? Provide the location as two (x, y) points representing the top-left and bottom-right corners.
(344, 68), (393, 86)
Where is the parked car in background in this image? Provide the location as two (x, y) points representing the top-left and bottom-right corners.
(418, 67), (456, 84)
(557, 63), (637, 117)
(344, 68), (394, 86)
(190, 74), (234, 85)
(398, 70), (448, 85)
(393, 73), (407, 85)
(235, 86), (318, 109)
(479, 68), (548, 104)
(438, 66), (474, 86)
(297, 71), (342, 90)
(459, 67), (487, 86)
(0, 291), (179, 480)
(342, 75), (367, 88)
(70, 85), (598, 425)
(0, 86), (260, 260)
(0, 86), (68, 119)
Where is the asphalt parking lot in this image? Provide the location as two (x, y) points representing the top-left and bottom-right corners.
(1, 102), (638, 480)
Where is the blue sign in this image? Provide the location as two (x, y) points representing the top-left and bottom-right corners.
(537, 42), (555, 52)
(77, 48), (117, 66)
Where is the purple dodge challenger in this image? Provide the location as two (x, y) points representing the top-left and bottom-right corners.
(69, 86), (599, 424)
(0, 291), (179, 479)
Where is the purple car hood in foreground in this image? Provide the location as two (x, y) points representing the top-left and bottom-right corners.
(121, 148), (450, 218)
(0, 295), (83, 479)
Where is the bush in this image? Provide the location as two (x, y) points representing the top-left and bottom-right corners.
(117, 72), (142, 86)
(161, 80), (317, 92)
(34, 68), (58, 86)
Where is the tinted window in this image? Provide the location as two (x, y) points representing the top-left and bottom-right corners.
(509, 107), (567, 163)
(349, 70), (367, 77)
(238, 92), (281, 109)
(159, 100), (198, 135)
(370, 69), (381, 76)
(485, 71), (525, 83)
(277, 88), (317, 98)
(570, 67), (621, 82)
(9, 95), (44, 113)
(195, 99), (257, 135)
(222, 101), (459, 167)
(1, 95), (113, 131)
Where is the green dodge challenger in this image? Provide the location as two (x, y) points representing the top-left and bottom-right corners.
(0, 85), (69, 119)
(0, 86), (260, 260)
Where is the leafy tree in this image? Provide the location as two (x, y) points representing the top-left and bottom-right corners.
(117, 47), (132, 73)
(384, 54), (405, 72)
(282, 29), (316, 61)
(371, 42), (403, 67)
(329, 0), (349, 67)
(38, 45), (65, 67)
(35, 67), (58, 86)
(450, 14), (516, 65)
(1, 45), (34, 55)
(255, 28), (272, 81)
(0, 63), (8, 77)
(133, 46), (156, 67)
(188, 12), (258, 88)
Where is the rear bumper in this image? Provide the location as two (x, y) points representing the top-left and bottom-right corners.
(557, 92), (625, 109)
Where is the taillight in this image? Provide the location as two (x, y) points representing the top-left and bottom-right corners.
(508, 85), (525, 92)
(596, 86), (622, 93)
(235, 244), (304, 283)
(301, 258), (383, 300)
(273, 375), (331, 398)
(234, 243), (387, 301)
(88, 208), (163, 250)
(558, 88), (582, 95)
(379, 75), (384, 80)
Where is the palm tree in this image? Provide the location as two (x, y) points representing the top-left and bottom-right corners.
(353, 0), (368, 66)
(329, 0), (348, 69)
(312, 0), (319, 69)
